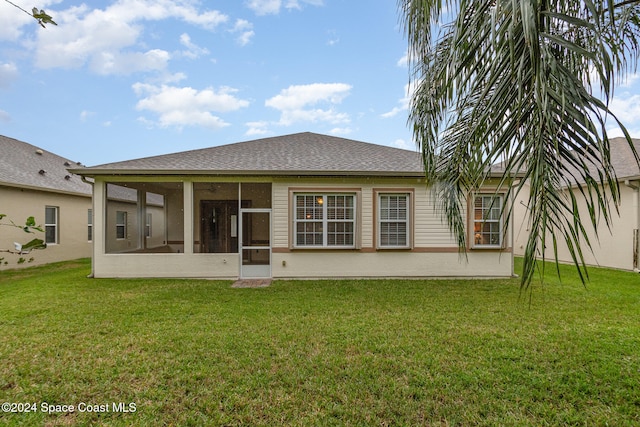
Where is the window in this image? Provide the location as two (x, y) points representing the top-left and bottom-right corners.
(378, 193), (410, 248)
(145, 213), (152, 238)
(294, 194), (355, 248)
(45, 206), (58, 244)
(116, 211), (127, 239)
(87, 209), (93, 241)
(473, 195), (503, 248)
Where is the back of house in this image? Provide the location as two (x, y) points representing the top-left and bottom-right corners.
(71, 132), (516, 280)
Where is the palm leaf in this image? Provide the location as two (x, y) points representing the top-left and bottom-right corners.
(400, 0), (640, 290)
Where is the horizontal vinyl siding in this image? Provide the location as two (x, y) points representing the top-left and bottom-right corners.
(360, 187), (373, 248)
(414, 191), (460, 247)
(273, 178), (464, 250)
(272, 182), (290, 248)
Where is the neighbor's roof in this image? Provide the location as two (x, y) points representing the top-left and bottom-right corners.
(562, 137), (640, 186)
(71, 132), (426, 177)
(0, 135), (91, 196)
(606, 137), (640, 180)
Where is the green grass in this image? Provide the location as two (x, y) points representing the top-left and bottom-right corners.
(1, 258), (639, 426)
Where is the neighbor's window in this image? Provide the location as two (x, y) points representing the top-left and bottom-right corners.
(145, 213), (152, 238)
(294, 194), (355, 248)
(45, 206), (59, 244)
(378, 193), (410, 248)
(116, 211), (127, 240)
(473, 194), (503, 248)
(87, 209), (93, 241)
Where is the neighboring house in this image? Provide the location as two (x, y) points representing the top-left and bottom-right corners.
(513, 137), (640, 271)
(0, 135), (92, 268)
(71, 132), (516, 279)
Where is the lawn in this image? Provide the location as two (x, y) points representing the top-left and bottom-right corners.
(0, 259), (638, 426)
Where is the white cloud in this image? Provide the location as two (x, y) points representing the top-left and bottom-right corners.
(152, 72), (188, 85)
(620, 73), (640, 88)
(246, 0), (281, 15)
(266, 83), (351, 110)
(381, 83), (412, 118)
(381, 106), (404, 119)
(266, 83), (352, 126)
(0, 62), (19, 88)
(286, 0), (324, 10)
(32, 1), (227, 74)
(396, 54), (408, 67)
(245, 121), (271, 136)
(91, 49), (170, 75)
(231, 19), (254, 46)
(0, 0), (59, 40)
(246, 0), (323, 15)
(133, 83), (249, 129)
(329, 127), (352, 135)
(609, 94), (640, 125)
(179, 33), (210, 59)
(606, 93), (640, 138)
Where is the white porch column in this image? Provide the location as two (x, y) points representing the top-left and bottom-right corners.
(94, 179), (105, 258)
(183, 180), (193, 254)
(137, 189), (146, 250)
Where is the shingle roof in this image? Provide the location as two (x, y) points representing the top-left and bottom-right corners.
(607, 137), (640, 179)
(560, 137), (640, 186)
(73, 132), (425, 177)
(0, 134), (91, 196)
(491, 137), (640, 183)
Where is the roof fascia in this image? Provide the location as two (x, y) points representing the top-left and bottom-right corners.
(0, 180), (91, 198)
(69, 169), (426, 178)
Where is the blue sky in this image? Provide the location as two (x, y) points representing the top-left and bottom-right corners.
(1, 0), (639, 167)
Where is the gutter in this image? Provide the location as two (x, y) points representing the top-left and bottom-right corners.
(67, 168), (427, 178)
(624, 180), (640, 272)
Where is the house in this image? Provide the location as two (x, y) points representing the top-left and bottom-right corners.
(513, 137), (640, 271)
(70, 132), (516, 279)
(0, 135), (92, 268)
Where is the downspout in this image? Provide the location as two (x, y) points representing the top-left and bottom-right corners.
(624, 180), (640, 272)
(80, 175), (95, 278)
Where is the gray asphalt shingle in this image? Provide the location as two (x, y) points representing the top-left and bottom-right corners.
(77, 132), (425, 176)
(0, 135), (91, 195)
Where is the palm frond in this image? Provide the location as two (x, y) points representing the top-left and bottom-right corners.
(400, 0), (640, 289)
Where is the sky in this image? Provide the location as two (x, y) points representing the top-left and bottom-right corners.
(1, 0), (639, 167)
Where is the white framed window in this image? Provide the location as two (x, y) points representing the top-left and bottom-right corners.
(294, 194), (355, 248)
(145, 213), (152, 238)
(87, 209), (93, 241)
(116, 211), (127, 240)
(378, 193), (410, 248)
(45, 206), (59, 244)
(472, 194), (503, 248)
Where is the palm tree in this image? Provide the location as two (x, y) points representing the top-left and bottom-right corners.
(399, 0), (640, 291)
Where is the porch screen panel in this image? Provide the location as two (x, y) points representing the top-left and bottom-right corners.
(105, 182), (178, 254)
